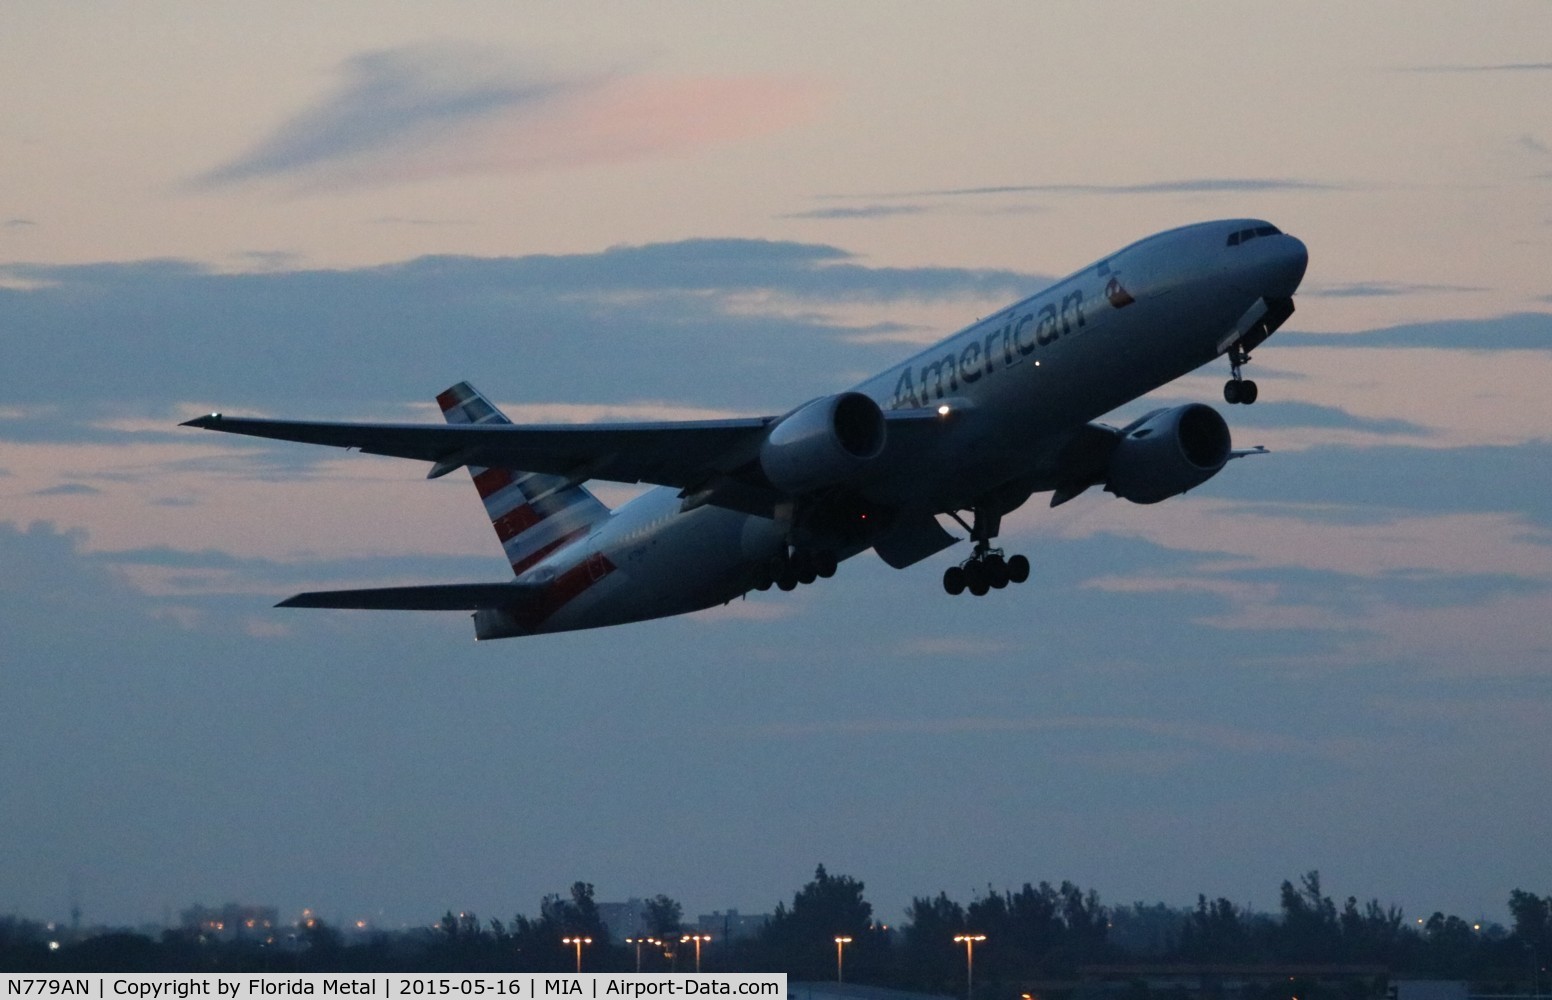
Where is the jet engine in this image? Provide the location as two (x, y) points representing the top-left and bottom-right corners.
(760, 392), (886, 494)
(1104, 403), (1231, 504)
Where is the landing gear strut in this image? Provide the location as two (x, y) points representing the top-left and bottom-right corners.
(1223, 342), (1258, 405)
(941, 508), (1031, 596)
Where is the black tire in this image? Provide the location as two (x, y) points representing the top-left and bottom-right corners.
(1224, 379), (1242, 405)
(777, 570), (798, 591)
(1240, 379), (1259, 404)
(1006, 554), (1030, 584)
(816, 551), (838, 578)
(987, 557), (1010, 588)
(963, 559), (987, 593)
(943, 566), (966, 595)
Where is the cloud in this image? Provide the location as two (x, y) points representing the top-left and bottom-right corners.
(0, 241), (1042, 417)
(368, 216), (476, 228)
(1223, 400), (1434, 438)
(828, 178), (1339, 201)
(1517, 134), (1550, 156)
(228, 250), (303, 272)
(4, 218), (36, 228)
(192, 44), (824, 192)
(741, 714), (1347, 758)
(1296, 312), (1552, 350)
(779, 205), (930, 220)
(892, 636), (1017, 657)
(1403, 62), (1552, 73)
(1202, 441), (1552, 528)
(1304, 281), (1489, 298)
(32, 483), (101, 496)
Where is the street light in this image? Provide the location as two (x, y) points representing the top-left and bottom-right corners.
(953, 934), (987, 1000)
(681, 933), (711, 973)
(562, 936), (592, 973)
(834, 936), (853, 982)
(626, 937), (662, 973)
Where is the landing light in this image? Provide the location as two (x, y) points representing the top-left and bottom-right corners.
(937, 404), (950, 416)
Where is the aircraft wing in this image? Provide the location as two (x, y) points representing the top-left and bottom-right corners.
(182, 413), (774, 489)
(182, 407), (952, 496)
(278, 581), (541, 610)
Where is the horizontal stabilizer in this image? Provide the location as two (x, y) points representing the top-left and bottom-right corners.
(277, 581), (539, 611)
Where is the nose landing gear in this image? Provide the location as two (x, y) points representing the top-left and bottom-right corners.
(942, 507), (1031, 596)
(1223, 342), (1259, 405)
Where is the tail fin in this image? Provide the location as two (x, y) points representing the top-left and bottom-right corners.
(436, 382), (611, 577)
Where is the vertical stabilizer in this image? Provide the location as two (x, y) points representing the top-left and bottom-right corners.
(436, 382), (612, 577)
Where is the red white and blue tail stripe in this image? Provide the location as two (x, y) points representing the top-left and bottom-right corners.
(436, 382), (611, 578)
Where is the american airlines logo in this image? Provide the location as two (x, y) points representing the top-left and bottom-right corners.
(891, 287), (1091, 408)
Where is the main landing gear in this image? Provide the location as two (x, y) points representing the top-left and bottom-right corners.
(1223, 342), (1258, 405)
(751, 547), (837, 592)
(941, 508), (1031, 597)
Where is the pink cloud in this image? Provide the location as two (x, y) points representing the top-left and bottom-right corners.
(195, 45), (828, 193)
(379, 74), (826, 186)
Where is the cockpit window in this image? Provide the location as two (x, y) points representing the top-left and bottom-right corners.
(1227, 224), (1283, 247)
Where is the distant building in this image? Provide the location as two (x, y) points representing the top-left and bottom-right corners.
(180, 903), (280, 941)
(695, 909), (771, 941)
(597, 899), (648, 940)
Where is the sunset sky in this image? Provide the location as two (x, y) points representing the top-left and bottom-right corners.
(3, 2), (1550, 931)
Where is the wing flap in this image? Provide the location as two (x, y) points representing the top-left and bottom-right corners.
(872, 512), (958, 569)
(278, 581), (540, 611)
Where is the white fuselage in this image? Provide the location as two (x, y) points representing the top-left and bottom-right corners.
(478, 219), (1307, 637)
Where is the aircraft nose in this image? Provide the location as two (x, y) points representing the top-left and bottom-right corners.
(1268, 234), (1309, 298)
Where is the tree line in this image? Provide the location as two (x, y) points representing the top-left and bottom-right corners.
(3, 867), (1549, 996)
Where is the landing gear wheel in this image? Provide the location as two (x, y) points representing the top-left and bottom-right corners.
(792, 551), (818, 586)
(1006, 554), (1030, 584)
(1225, 342), (1258, 404)
(815, 551), (838, 578)
(963, 560), (988, 596)
(986, 555), (1010, 589)
(943, 565), (966, 596)
(777, 571), (798, 591)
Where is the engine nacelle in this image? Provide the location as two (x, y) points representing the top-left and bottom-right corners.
(760, 392), (886, 494)
(1105, 403), (1231, 504)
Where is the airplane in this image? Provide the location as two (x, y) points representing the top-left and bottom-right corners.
(182, 218), (1308, 639)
